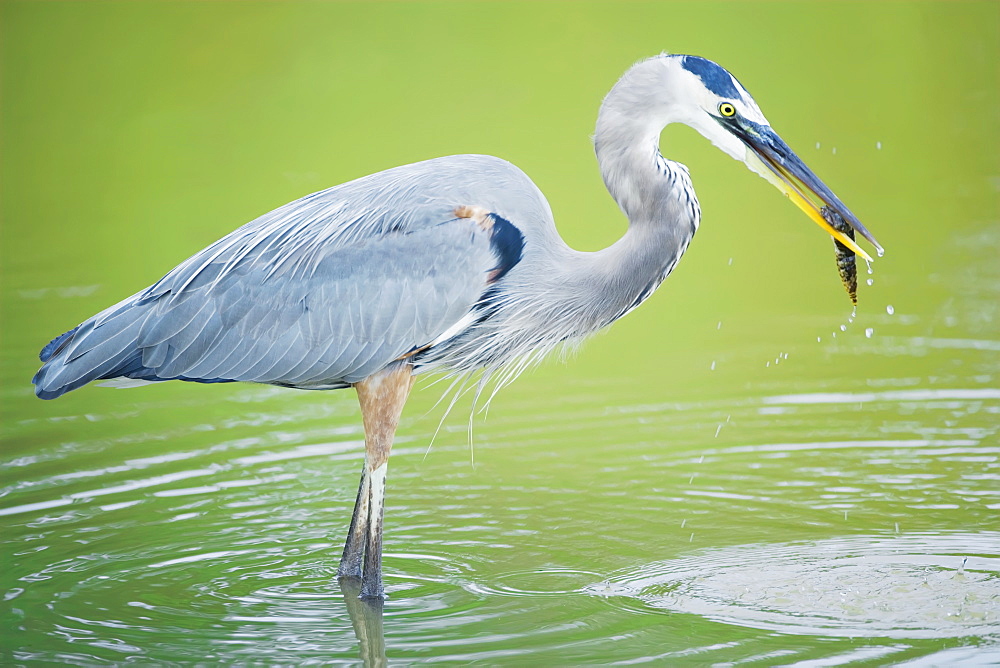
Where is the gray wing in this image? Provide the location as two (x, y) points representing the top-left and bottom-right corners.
(33, 155), (543, 398)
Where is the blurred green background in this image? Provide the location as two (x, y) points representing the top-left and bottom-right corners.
(2, 1), (998, 664)
(2, 1), (997, 393)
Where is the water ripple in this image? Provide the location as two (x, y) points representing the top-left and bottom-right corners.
(596, 532), (1000, 639)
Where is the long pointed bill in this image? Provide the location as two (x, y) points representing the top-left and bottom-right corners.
(724, 118), (883, 262)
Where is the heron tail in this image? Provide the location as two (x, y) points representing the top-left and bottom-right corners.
(32, 298), (148, 400)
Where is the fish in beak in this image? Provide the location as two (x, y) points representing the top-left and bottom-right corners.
(823, 206), (859, 304)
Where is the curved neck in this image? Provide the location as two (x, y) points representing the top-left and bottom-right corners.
(556, 72), (700, 328)
(523, 88), (701, 342)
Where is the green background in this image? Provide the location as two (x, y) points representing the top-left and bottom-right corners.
(2, 1), (998, 664)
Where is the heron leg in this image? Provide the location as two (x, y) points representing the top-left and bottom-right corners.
(342, 364), (414, 600)
(337, 464), (371, 578)
(360, 459), (389, 599)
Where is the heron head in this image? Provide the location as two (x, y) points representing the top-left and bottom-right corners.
(660, 54), (882, 260)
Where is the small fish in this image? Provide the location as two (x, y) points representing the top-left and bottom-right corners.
(822, 206), (858, 304)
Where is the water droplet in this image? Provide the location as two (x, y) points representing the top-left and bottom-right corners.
(727, 257), (733, 266)
(895, 522), (900, 534)
(867, 278), (873, 286)
(840, 324), (847, 332)
(689, 533), (694, 542)
(876, 141), (882, 150)
(832, 146), (837, 155)
(815, 141), (821, 149)
(865, 327), (874, 338)
(681, 519), (687, 528)
(817, 336), (822, 343)
(865, 259), (873, 275)
(710, 360), (716, 371)
(876, 247), (884, 258)
(714, 424), (722, 437)
(717, 321), (722, 330)
(844, 510), (849, 520)
(832, 332), (837, 338)
(766, 361), (770, 367)
(886, 304), (895, 315)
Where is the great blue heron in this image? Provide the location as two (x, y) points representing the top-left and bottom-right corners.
(32, 54), (882, 599)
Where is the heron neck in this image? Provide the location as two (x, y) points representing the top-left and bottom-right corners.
(593, 77), (696, 222)
(595, 115), (664, 222)
(570, 96), (699, 328)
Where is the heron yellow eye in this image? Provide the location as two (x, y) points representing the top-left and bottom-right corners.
(719, 102), (736, 117)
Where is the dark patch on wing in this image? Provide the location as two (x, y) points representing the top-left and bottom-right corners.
(485, 213), (524, 284)
(681, 55), (741, 100)
(465, 214), (524, 326)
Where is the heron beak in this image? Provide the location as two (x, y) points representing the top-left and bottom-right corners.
(722, 118), (883, 262)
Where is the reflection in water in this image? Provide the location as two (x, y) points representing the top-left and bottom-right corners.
(339, 577), (387, 667)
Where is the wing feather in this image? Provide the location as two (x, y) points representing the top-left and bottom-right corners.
(34, 154), (547, 398)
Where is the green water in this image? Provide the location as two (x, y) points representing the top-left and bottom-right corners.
(2, 1), (998, 664)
